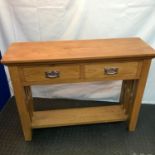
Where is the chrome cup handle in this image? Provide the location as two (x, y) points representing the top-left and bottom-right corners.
(104, 67), (118, 75)
(45, 71), (60, 78)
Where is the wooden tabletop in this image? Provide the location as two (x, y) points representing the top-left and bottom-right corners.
(2, 38), (155, 64)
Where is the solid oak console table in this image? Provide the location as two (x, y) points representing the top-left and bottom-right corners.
(2, 38), (155, 141)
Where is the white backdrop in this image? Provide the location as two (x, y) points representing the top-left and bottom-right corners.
(1, 0), (155, 103)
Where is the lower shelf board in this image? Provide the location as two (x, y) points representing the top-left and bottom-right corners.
(31, 105), (128, 129)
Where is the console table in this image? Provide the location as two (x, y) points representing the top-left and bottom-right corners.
(2, 38), (155, 141)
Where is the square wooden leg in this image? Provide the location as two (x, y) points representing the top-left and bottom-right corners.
(128, 60), (151, 131)
(120, 60), (151, 131)
(9, 66), (32, 141)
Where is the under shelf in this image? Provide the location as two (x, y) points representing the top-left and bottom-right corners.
(32, 105), (128, 129)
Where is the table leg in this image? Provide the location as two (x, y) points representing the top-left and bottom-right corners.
(128, 59), (151, 131)
(9, 66), (32, 141)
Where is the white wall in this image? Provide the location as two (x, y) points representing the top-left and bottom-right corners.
(0, 0), (155, 103)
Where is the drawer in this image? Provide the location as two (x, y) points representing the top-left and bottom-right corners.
(85, 61), (141, 80)
(21, 64), (80, 83)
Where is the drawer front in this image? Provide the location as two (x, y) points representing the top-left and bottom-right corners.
(22, 64), (80, 83)
(85, 61), (141, 80)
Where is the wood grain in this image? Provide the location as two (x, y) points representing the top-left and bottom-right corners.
(2, 38), (155, 64)
(120, 80), (135, 114)
(19, 61), (141, 85)
(129, 59), (151, 131)
(85, 61), (141, 80)
(3, 38), (155, 141)
(21, 64), (80, 82)
(32, 105), (128, 129)
(8, 66), (32, 141)
(24, 86), (33, 119)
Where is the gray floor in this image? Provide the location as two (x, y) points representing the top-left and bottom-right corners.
(0, 97), (155, 155)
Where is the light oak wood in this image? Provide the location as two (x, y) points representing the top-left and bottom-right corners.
(32, 105), (128, 128)
(21, 77), (141, 86)
(85, 61), (141, 80)
(24, 86), (33, 119)
(120, 80), (135, 114)
(8, 66), (32, 141)
(2, 38), (155, 141)
(129, 59), (151, 131)
(19, 61), (141, 85)
(2, 38), (155, 64)
(21, 64), (80, 83)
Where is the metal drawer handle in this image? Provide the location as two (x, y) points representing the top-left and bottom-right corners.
(104, 67), (118, 75)
(45, 71), (60, 78)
